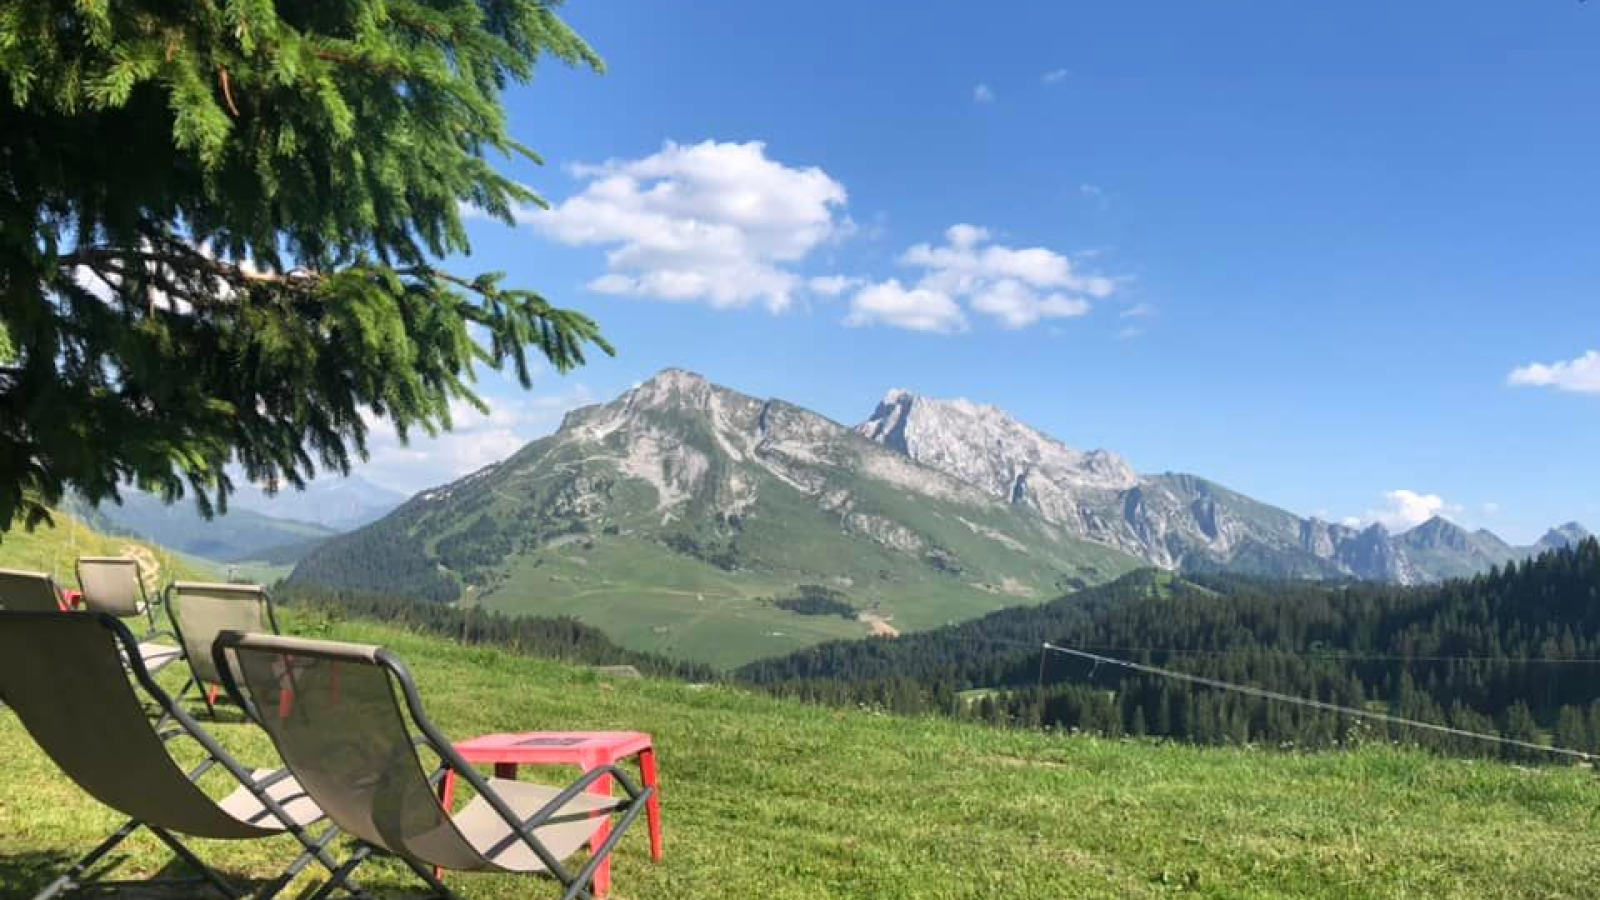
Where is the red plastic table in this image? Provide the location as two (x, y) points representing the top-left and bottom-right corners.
(438, 731), (663, 897)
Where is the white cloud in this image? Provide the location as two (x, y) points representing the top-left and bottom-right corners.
(971, 280), (1090, 329)
(1120, 302), (1155, 319)
(356, 385), (596, 493)
(1042, 68), (1070, 84)
(973, 84), (995, 104)
(849, 224), (1112, 332)
(845, 279), (968, 334)
(1508, 350), (1600, 395)
(808, 274), (863, 298)
(1357, 489), (1459, 531)
(904, 224), (1114, 299)
(530, 140), (850, 313)
(1117, 326), (1144, 340)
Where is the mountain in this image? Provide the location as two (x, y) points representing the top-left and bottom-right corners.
(856, 391), (1578, 584)
(291, 369), (1143, 666)
(1535, 521), (1592, 553)
(857, 391), (1393, 579)
(93, 490), (339, 563)
(228, 474), (405, 530)
(1392, 517), (1518, 581)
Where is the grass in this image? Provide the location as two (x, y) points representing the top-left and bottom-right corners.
(3, 612), (1598, 899)
(0, 510), (215, 586)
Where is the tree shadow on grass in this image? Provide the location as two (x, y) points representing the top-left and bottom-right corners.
(0, 848), (274, 899)
(0, 849), (456, 900)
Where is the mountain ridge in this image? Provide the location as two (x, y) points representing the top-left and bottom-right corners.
(855, 388), (1584, 584)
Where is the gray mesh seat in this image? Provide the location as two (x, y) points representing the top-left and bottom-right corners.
(215, 632), (654, 900)
(168, 580), (280, 715)
(0, 611), (368, 900)
(0, 567), (67, 612)
(77, 556), (182, 674)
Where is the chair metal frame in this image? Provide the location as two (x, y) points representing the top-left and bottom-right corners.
(214, 631), (655, 900)
(0, 611), (369, 900)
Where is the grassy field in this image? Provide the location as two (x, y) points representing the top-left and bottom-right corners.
(0, 510), (215, 587)
(2, 612), (1597, 899)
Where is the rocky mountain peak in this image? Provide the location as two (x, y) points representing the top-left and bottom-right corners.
(1402, 516), (1473, 551)
(627, 367), (716, 408)
(1536, 521), (1592, 551)
(856, 390), (1139, 495)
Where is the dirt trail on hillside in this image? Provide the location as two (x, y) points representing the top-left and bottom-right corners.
(119, 542), (166, 591)
(859, 613), (900, 637)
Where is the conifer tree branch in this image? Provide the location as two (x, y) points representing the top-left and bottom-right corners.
(0, 0), (609, 531)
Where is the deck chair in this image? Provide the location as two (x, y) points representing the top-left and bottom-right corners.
(0, 611), (368, 900)
(214, 631), (655, 900)
(168, 581), (280, 716)
(0, 567), (70, 612)
(76, 556), (183, 675)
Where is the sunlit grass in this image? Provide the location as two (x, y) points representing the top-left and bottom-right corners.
(1, 612), (1597, 899)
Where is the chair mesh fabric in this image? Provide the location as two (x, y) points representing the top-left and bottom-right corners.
(170, 583), (271, 685)
(453, 778), (618, 872)
(77, 557), (147, 617)
(0, 568), (62, 612)
(231, 645), (493, 871)
(0, 614), (280, 839)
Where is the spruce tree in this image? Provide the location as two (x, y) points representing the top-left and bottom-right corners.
(0, 0), (610, 530)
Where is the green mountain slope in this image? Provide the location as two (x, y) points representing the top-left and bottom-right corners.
(0, 508), (215, 586)
(2, 613), (1593, 899)
(293, 370), (1142, 667)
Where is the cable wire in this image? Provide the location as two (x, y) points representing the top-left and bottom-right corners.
(1040, 641), (1595, 762)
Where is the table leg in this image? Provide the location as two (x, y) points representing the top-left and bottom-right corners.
(584, 751), (614, 899)
(434, 769), (459, 880)
(639, 747), (664, 862)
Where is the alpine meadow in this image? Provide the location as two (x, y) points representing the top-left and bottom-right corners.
(3, 2), (1600, 900)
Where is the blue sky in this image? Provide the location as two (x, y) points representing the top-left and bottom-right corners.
(346, 0), (1598, 543)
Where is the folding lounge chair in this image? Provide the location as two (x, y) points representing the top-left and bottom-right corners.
(0, 611), (367, 900)
(215, 631), (655, 900)
(76, 556), (183, 674)
(0, 567), (71, 612)
(168, 580), (281, 716)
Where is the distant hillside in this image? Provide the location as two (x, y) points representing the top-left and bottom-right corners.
(741, 540), (1600, 760)
(227, 474), (404, 530)
(91, 489), (339, 563)
(292, 369), (1142, 667)
(0, 508), (214, 586)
